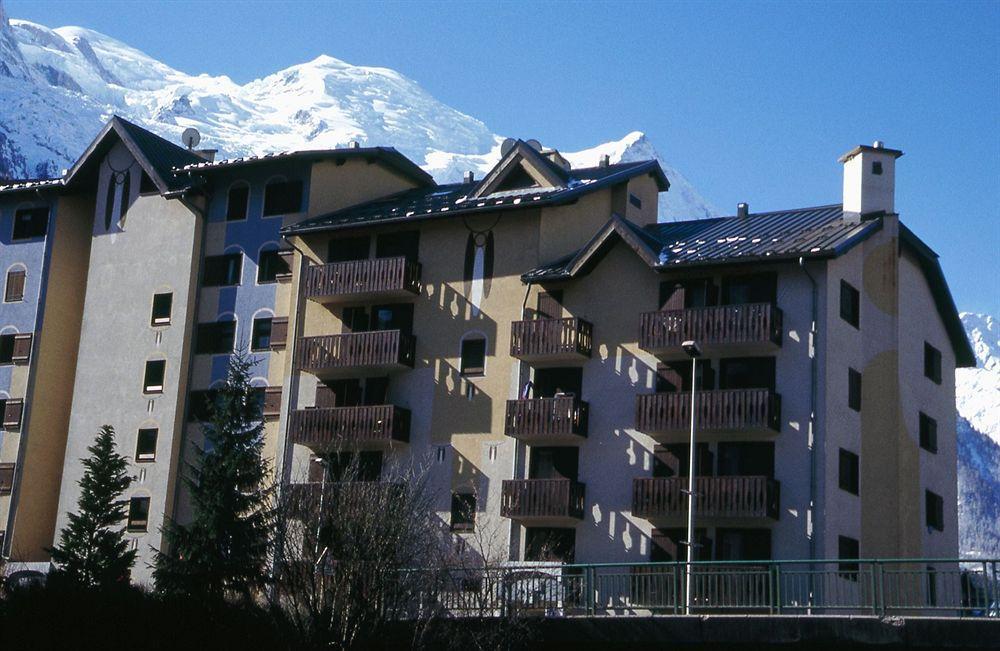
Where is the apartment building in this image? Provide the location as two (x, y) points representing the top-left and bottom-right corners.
(0, 117), (972, 584)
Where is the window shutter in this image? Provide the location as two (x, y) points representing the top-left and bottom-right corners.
(269, 317), (288, 350)
(0, 463), (14, 495)
(263, 386), (282, 419)
(6, 270), (25, 302)
(11, 333), (32, 365)
(2, 399), (23, 430)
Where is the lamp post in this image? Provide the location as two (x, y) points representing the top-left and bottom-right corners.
(681, 339), (702, 615)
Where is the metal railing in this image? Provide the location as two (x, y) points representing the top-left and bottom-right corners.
(421, 558), (999, 618)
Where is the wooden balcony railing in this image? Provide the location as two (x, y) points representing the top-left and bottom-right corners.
(639, 303), (782, 353)
(635, 389), (781, 434)
(501, 479), (585, 520)
(303, 256), (420, 302)
(504, 397), (589, 441)
(283, 481), (405, 519)
(288, 405), (410, 448)
(632, 476), (780, 520)
(510, 317), (593, 360)
(295, 330), (415, 374)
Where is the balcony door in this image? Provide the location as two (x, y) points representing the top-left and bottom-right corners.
(316, 377), (388, 408)
(656, 360), (714, 393)
(375, 230), (419, 262)
(659, 278), (717, 310)
(718, 357), (775, 391)
(534, 290), (563, 320)
(653, 443), (713, 478)
(533, 367), (582, 398)
(371, 303), (414, 336)
(328, 235), (370, 262)
(717, 442), (774, 478)
(529, 447), (579, 481)
(715, 528), (772, 561)
(720, 273), (776, 306)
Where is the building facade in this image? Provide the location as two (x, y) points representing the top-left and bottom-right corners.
(0, 118), (973, 585)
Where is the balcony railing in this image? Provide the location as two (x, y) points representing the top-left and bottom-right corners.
(510, 317), (593, 361)
(639, 303), (782, 354)
(632, 476), (780, 520)
(504, 397), (589, 441)
(296, 330), (415, 376)
(288, 405), (410, 449)
(501, 478), (585, 520)
(283, 481), (405, 519)
(303, 256), (421, 303)
(635, 389), (781, 434)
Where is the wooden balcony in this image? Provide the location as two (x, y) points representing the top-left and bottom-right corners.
(632, 476), (780, 520)
(501, 478), (585, 523)
(635, 389), (781, 436)
(303, 256), (421, 304)
(288, 405), (410, 450)
(510, 317), (593, 363)
(504, 397), (589, 443)
(296, 330), (415, 379)
(639, 303), (782, 358)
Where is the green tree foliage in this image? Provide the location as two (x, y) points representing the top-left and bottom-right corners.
(49, 425), (136, 589)
(154, 350), (275, 602)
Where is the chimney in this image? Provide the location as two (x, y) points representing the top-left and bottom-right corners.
(737, 202), (749, 219)
(463, 171), (475, 184)
(348, 140), (360, 149)
(599, 154), (610, 168)
(839, 140), (904, 215)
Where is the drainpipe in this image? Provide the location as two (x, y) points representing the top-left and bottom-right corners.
(799, 257), (819, 606)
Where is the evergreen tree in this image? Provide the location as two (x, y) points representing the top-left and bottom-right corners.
(49, 425), (136, 589)
(154, 349), (275, 602)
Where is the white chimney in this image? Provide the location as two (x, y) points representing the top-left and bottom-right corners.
(839, 140), (904, 215)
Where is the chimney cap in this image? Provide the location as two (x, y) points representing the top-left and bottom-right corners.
(838, 142), (904, 163)
(463, 170), (475, 183)
(737, 202), (749, 218)
(598, 154), (610, 168)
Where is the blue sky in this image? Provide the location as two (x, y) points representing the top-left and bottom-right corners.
(10, 0), (1000, 315)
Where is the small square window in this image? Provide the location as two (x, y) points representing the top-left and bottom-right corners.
(460, 337), (486, 376)
(924, 343), (942, 384)
(257, 249), (290, 284)
(251, 317), (272, 352)
(12, 207), (49, 241)
(151, 292), (172, 326)
(872, 161), (883, 175)
(848, 368), (862, 412)
(919, 412), (938, 453)
(195, 321), (237, 355)
(838, 448), (859, 495)
(143, 360), (166, 394)
(226, 184), (250, 221)
(127, 496), (151, 532)
(450, 493), (476, 532)
(840, 280), (859, 329)
(203, 253), (243, 287)
(838, 535), (860, 581)
(263, 180), (303, 216)
(925, 490), (944, 531)
(136, 428), (158, 462)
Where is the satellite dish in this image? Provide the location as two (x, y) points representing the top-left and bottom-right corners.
(526, 139), (542, 152)
(500, 138), (517, 157)
(181, 127), (201, 150)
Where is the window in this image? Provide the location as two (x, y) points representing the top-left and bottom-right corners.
(263, 179), (303, 216)
(450, 493), (476, 532)
(11, 207), (48, 240)
(848, 368), (862, 412)
(629, 193), (642, 209)
(926, 490), (944, 531)
(0, 335), (13, 364)
(924, 343), (942, 384)
(460, 336), (486, 376)
(872, 161), (883, 175)
(143, 360), (165, 394)
(919, 412), (938, 453)
(840, 280), (860, 329)
(839, 448), (859, 495)
(257, 249), (289, 283)
(136, 428), (158, 462)
(203, 253), (242, 286)
(838, 535), (860, 581)
(5, 269), (25, 302)
(195, 321), (236, 355)
(2, 399), (23, 430)
(250, 317), (273, 351)
(0, 463), (14, 495)
(150, 292), (172, 326)
(226, 183), (250, 221)
(127, 496), (151, 532)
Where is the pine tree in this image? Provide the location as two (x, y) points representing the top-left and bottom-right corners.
(153, 349), (275, 602)
(49, 425), (136, 589)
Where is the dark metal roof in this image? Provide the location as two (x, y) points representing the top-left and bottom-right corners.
(282, 159), (667, 235)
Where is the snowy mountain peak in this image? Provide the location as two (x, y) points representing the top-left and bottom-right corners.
(957, 312), (1000, 448)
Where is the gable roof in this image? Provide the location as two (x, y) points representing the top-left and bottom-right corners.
(470, 140), (570, 198)
(283, 159), (668, 235)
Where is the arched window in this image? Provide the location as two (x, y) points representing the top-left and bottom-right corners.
(4, 266), (26, 303)
(226, 182), (250, 221)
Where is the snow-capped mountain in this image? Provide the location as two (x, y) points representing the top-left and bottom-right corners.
(957, 313), (1000, 558)
(0, 2), (715, 220)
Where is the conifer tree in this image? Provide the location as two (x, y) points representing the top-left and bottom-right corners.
(153, 349), (275, 602)
(49, 425), (136, 589)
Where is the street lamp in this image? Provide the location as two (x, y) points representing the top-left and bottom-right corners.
(681, 339), (702, 614)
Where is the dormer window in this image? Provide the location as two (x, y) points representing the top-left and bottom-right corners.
(872, 161), (883, 175)
(495, 165), (540, 192)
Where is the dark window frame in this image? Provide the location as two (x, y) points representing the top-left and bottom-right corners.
(195, 320), (237, 355)
(840, 280), (860, 329)
(838, 448), (859, 496)
(250, 316), (273, 352)
(262, 179), (303, 217)
(127, 496), (151, 532)
(203, 253), (243, 287)
(925, 490), (944, 531)
(136, 428), (158, 462)
(838, 535), (860, 581)
(919, 412), (938, 453)
(460, 336), (487, 376)
(226, 182), (250, 221)
(924, 342), (942, 385)
(5, 268), (26, 303)
(150, 292), (173, 326)
(450, 493), (476, 532)
(11, 206), (49, 241)
(848, 367), (862, 412)
(143, 360), (166, 394)
(257, 249), (289, 284)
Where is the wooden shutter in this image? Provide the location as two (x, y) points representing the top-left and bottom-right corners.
(0, 463), (14, 495)
(2, 399), (23, 430)
(5, 270), (25, 302)
(269, 317), (288, 350)
(11, 333), (32, 365)
(263, 386), (282, 419)
(536, 290), (563, 320)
